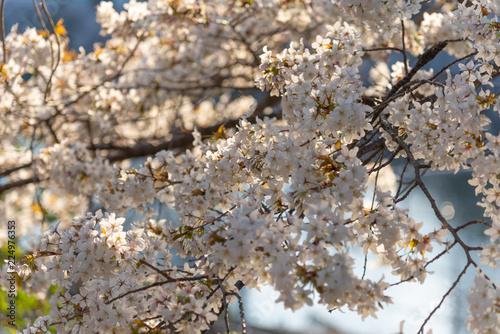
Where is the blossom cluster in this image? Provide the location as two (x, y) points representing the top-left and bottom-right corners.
(18, 211), (225, 333)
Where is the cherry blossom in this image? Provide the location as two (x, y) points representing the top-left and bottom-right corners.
(0, 0), (499, 333)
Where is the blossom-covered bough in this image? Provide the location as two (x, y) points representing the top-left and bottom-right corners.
(0, 0), (499, 333)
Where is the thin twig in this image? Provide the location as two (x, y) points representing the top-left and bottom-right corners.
(394, 181), (418, 203)
(385, 41), (448, 100)
(218, 281), (231, 334)
(51, 274), (211, 325)
(0, 163), (31, 178)
(391, 241), (457, 287)
(379, 114), (497, 294)
(356, 137), (385, 159)
(361, 254), (368, 280)
(417, 262), (470, 334)
(380, 115), (467, 253)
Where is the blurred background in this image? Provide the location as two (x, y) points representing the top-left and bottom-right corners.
(3, 1), (499, 333)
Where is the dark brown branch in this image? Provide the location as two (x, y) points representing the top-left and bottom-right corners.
(29, 124), (47, 229)
(391, 241), (458, 287)
(32, 0), (52, 92)
(455, 220), (491, 232)
(430, 51), (478, 81)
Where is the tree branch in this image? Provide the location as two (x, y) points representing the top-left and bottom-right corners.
(0, 95), (281, 195)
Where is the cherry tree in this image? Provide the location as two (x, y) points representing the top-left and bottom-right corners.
(0, 0), (499, 333)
